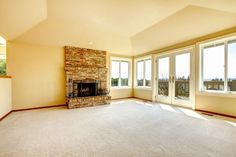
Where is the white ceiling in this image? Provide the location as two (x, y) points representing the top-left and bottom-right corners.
(0, 0), (47, 39)
(1, 0), (236, 55)
(131, 5), (236, 54)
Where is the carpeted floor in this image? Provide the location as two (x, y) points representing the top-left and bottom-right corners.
(0, 99), (236, 157)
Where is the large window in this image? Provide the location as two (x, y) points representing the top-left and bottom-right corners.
(0, 36), (6, 76)
(0, 54), (6, 75)
(111, 59), (129, 87)
(200, 37), (236, 93)
(136, 58), (152, 87)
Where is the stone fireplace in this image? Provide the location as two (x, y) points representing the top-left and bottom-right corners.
(65, 46), (111, 109)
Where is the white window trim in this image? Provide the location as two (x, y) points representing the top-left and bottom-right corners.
(110, 57), (132, 89)
(134, 56), (152, 89)
(198, 33), (236, 97)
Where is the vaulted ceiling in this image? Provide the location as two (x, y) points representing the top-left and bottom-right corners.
(1, 0), (236, 55)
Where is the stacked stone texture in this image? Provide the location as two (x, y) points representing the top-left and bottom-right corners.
(65, 46), (111, 109)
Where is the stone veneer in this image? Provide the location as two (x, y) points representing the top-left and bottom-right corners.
(65, 46), (111, 109)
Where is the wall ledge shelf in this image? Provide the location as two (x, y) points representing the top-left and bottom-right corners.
(0, 76), (12, 79)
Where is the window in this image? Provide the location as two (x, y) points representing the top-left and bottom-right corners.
(111, 61), (119, 87)
(202, 44), (224, 91)
(120, 61), (129, 86)
(200, 36), (236, 93)
(136, 58), (152, 87)
(0, 36), (6, 76)
(111, 59), (130, 87)
(137, 61), (144, 86)
(228, 41), (236, 91)
(0, 54), (6, 75)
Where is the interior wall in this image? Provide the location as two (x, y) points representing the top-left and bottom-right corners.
(0, 78), (12, 118)
(7, 42), (66, 110)
(6, 42), (133, 109)
(110, 89), (133, 99)
(133, 89), (152, 100)
(195, 95), (236, 116)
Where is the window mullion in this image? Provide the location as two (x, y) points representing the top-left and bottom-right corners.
(143, 60), (145, 86)
(119, 61), (121, 87)
(201, 48), (204, 91)
(224, 42), (228, 92)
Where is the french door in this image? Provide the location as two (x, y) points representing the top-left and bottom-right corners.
(156, 48), (195, 108)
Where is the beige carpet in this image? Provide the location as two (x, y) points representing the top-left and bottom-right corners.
(0, 99), (236, 157)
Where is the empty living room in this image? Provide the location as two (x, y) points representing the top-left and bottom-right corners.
(1, 0), (236, 156)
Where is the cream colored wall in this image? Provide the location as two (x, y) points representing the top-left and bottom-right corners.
(110, 89), (133, 99)
(7, 42), (65, 110)
(133, 89), (152, 100)
(0, 78), (12, 118)
(6, 42), (133, 110)
(195, 95), (236, 116)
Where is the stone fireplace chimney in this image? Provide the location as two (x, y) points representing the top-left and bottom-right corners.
(65, 46), (111, 109)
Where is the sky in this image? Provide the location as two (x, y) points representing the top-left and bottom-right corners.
(158, 43), (236, 81)
(137, 60), (151, 80)
(111, 61), (128, 79)
(204, 43), (236, 80)
(158, 53), (190, 79)
(227, 43), (236, 79)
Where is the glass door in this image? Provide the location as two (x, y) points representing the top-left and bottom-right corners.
(156, 48), (195, 108)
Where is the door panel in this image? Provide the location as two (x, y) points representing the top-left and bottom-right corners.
(174, 53), (190, 100)
(157, 56), (171, 104)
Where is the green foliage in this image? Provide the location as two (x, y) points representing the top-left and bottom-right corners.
(111, 78), (119, 87)
(0, 59), (6, 75)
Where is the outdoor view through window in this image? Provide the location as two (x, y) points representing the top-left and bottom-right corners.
(158, 53), (190, 100)
(111, 60), (129, 87)
(202, 41), (236, 91)
(202, 40), (236, 92)
(137, 59), (151, 87)
(0, 36), (6, 76)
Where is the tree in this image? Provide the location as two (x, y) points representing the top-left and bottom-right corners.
(0, 59), (6, 75)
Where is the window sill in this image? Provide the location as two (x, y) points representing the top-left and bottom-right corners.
(134, 87), (152, 90)
(196, 90), (236, 98)
(0, 76), (12, 79)
(110, 87), (132, 90)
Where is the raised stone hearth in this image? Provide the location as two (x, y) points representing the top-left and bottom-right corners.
(65, 46), (111, 109)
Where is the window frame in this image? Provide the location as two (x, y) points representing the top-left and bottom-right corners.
(134, 56), (152, 89)
(110, 57), (132, 89)
(199, 34), (236, 96)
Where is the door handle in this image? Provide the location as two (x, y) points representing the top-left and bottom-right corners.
(169, 76), (171, 83)
(172, 76), (175, 83)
